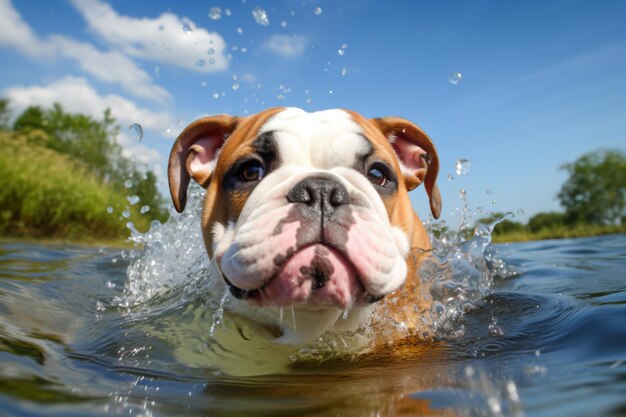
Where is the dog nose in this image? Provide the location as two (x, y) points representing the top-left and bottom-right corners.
(287, 177), (349, 215)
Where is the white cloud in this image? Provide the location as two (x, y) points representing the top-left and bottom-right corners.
(51, 36), (170, 102)
(0, 0), (170, 102)
(70, 0), (229, 73)
(4, 76), (174, 168)
(263, 35), (308, 58)
(0, 0), (47, 57)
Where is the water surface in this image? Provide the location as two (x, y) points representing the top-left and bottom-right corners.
(1, 232), (625, 416)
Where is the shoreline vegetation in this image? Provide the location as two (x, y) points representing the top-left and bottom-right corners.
(491, 224), (626, 244)
(0, 100), (167, 246)
(1, 100), (624, 247)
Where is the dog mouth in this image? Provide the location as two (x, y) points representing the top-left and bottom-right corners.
(220, 244), (386, 309)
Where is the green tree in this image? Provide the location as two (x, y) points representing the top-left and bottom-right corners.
(12, 101), (167, 222)
(527, 212), (567, 232)
(557, 150), (626, 225)
(13, 105), (45, 132)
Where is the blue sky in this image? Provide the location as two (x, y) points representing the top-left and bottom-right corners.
(1, 0), (625, 225)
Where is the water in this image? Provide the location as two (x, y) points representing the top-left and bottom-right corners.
(208, 7), (222, 21)
(252, 7), (269, 26)
(1, 198), (625, 416)
(449, 72), (463, 85)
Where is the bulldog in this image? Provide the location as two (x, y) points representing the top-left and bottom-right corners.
(168, 107), (441, 344)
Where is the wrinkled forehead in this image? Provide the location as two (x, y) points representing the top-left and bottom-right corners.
(257, 108), (372, 168)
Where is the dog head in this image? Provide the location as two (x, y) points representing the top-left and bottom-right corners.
(168, 108), (440, 342)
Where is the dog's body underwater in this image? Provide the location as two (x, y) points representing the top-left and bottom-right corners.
(168, 107), (441, 344)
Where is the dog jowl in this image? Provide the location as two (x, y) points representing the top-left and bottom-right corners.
(168, 107), (441, 342)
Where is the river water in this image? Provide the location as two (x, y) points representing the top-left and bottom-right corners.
(1, 199), (625, 416)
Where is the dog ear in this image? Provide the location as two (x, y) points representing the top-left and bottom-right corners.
(370, 117), (442, 219)
(168, 115), (238, 212)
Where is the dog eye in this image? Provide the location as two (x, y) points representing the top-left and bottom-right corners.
(239, 162), (265, 182)
(367, 167), (388, 187)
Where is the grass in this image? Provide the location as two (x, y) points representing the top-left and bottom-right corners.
(492, 224), (626, 243)
(0, 131), (151, 244)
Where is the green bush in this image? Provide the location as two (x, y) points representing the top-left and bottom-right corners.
(0, 132), (150, 242)
(527, 212), (567, 232)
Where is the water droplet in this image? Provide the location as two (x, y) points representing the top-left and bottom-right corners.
(126, 195), (140, 206)
(122, 210), (131, 219)
(128, 123), (143, 141)
(225, 9), (231, 16)
(165, 125), (173, 134)
(195, 59), (206, 67)
(488, 323), (504, 336)
(486, 189), (493, 195)
(209, 58), (216, 65)
(140, 205), (150, 214)
(181, 21), (193, 33)
(252, 7), (269, 26)
(106, 207), (114, 214)
(455, 158), (471, 175)
(524, 364), (547, 376)
(281, 20), (287, 27)
(124, 180), (133, 188)
(517, 209), (525, 215)
(212, 93), (219, 99)
(329, 90), (334, 94)
(241, 47), (247, 53)
(491, 200), (497, 205)
(340, 68), (347, 76)
(338, 49), (345, 56)
(208, 7), (222, 20)
(207, 48), (215, 55)
(305, 98), (312, 103)
(232, 83), (239, 91)
(459, 188), (466, 198)
(236, 27), (243, 35)
(201, 81), (207, 87)
(477, 206), (483, 213)
(447, 174), (454, 181)
(448, 71), (462, 85)
(106, 280), (116, 289)
(313, 7), (322, 15)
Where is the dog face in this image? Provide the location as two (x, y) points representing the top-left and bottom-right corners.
(168, 108), (440, 341)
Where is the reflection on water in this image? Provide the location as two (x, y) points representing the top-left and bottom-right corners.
(1, 203), (626, 416)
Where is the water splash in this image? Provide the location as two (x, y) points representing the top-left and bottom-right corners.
(449, 71), (463, 85)
(128, 123), (143, 141)
(208, 7), (221, 20)
(455, 158), (471, 175)
(252, 7), (269, 26)
(116, 186), (208, 307)
(181, 19), (193, 33)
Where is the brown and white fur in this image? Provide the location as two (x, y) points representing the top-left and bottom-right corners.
(168, 107), (441, 344)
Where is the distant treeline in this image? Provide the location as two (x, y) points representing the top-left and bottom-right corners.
(0, 98), (167, 243)
(481, 149), (626, 242)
